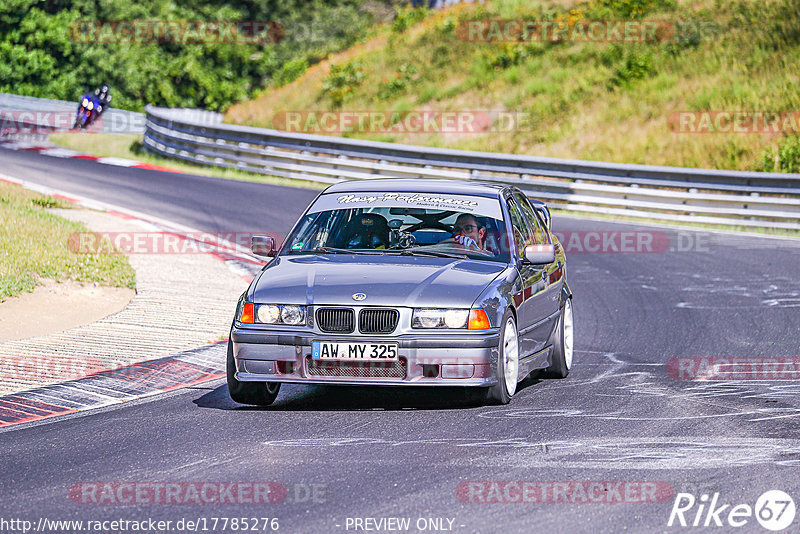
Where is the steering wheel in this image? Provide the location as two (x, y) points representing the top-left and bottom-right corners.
(405, 221), (454, 234)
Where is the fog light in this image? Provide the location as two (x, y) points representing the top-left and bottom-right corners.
(441, 364), (474, 379)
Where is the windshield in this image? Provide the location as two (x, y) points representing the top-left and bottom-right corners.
(283, 192), (510, 263)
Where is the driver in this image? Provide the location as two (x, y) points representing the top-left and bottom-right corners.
(450, 213), (486, 250)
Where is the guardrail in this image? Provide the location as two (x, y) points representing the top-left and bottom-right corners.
(130, 105), (800, 230)
(0, 93), (145, 134)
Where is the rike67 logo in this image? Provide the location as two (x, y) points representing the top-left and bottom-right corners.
(668, 490), (795, 531)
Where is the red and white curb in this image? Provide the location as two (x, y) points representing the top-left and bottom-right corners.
(0, 342), (227, 430)
(0, 138), (184, 173)
(0, 172), (267, 281)
(0, 173), (262, 428)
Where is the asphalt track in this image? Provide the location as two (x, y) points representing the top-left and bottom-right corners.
(2, 147), (800, 533)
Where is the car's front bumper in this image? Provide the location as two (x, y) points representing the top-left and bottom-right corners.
(230, 327), (500, 387)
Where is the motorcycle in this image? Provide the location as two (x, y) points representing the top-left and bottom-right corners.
(72, 93), (103, 129)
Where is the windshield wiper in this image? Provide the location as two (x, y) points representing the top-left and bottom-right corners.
(394, 249), (468, 259)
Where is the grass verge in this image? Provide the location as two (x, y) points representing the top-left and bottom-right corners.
(0, 182), (136, 301)
(226, 0), (800, 173)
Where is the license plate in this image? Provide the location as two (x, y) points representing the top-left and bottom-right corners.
(312, 341), (398, 361)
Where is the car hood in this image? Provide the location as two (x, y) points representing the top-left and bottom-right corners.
(251, 254), (506, 308)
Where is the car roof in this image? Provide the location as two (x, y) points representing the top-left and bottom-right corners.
(322, 178), (507, 199)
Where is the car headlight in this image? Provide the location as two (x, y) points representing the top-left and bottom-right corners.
(281, 305), (304, 325)
(252, 304), (306, 326)
(412, 308), (470, 329)
(257, 304), (280, 324)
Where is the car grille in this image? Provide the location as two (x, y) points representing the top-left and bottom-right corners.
(316, 307), (354, 333)
(306, 357), (406, 379)
(359, 309), (399, 334)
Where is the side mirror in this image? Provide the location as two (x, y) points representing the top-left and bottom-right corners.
(523, 244), (555, 265)
(251, 235), (276, 257)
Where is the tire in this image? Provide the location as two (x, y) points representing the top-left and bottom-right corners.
(226, 341), (280, 406)
(543, 298), (574, 379)
(486, 311), (520, 405)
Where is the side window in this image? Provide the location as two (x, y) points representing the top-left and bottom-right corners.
(514, 192), (549, 245)
(505, 196), (532, 257)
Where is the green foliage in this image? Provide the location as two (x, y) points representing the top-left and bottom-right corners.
(435, 16), (456, 35)
(729, 0), (800, 50)
(480, 43), (539, 70)
(392, 6), (428, 33)
(0, 0), (393, 111)
(377, 62), (418, 100)
(609, 50), (655, 87)
(759, 137), (800, 173)
(274, 57), (309, 86)
(232, 0), (800, 172)
(30, 196), (66, 209)
(590, 0), (677, 19)
(322, 61), (365, 106)
(665, 20), (717, 55)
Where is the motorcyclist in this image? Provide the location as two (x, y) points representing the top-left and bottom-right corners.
(74, 85), (109, 129)
(94, 84), (112, 114)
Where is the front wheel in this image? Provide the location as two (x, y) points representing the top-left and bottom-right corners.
(486, 311), (519, 405)
(543, 298), (574, 379)
(226, 341), (280, 406)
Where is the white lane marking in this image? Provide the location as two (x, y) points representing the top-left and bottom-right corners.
(0, 142), (39, 150)
(39, 148), (82, 158)
(96, 157), (140, 167)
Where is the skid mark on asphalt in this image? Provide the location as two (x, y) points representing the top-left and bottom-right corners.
(259, 436), (800, 469)
(264, 436), (800, 469)
(0, 343), (225, 430)
(673, 272), (800, 309)
(543, 352), (800, 403)
(251, 352), (800, 468)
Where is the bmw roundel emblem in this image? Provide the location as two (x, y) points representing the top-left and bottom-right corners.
(352, 293), (367, 301)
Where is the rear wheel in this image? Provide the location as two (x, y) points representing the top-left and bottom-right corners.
(486, 311), (519, 405)
(543, 298), (573, 379)
(226, 341), (280, 406)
